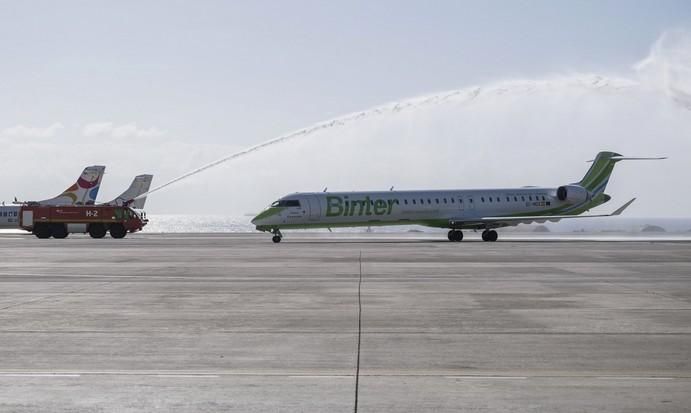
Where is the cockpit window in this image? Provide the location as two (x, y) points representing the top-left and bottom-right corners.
(271, 199), (301, 207)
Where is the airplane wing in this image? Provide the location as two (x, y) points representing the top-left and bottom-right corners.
(449, 198), (636, 228)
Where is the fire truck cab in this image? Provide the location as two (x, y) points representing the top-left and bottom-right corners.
(19, 205), (148, 239)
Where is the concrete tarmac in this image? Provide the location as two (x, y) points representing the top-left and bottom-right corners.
(0, 233), (690, 412)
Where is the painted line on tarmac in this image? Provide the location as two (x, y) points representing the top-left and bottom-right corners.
(0, 372), (687, 380)
(0, 373), (81, 377)
(595, 376), (676, 380)
(289, 375), (352, 379)
(446, 375), (681, 381)
(446, 376), (527, 380)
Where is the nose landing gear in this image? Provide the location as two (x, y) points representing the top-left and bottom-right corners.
(482, 229), (498, 242)
(271, 229), (283, 243)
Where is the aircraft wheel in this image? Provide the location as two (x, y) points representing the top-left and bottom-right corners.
(488, 230), (498, 241)
(52, 224), (69, 239)
(448, 230), (463, 242)
(272, 235), (282, 243)
(110, 224), (127, 239)
(88, 223), (107, 239)
(34, 224), (52, 239)
(482, 230), (498, 242)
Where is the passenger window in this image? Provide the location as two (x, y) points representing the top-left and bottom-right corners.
(452, 198), (456, 203)
(427, 199), (431, 204)
(514, 196), (518, 202)
(420, 199), (424, 204)
(435, 199), (439, 204)
(541, 195), (545, 201)
(443, 198), (447, 203)
(529, 196), (533, 201)
(521, 196), (525, 201)
(489, 197), (493, 202)
(506, 197), (510, 202)
(481, 197), (485, 202)
(412, 199), (416, 205)
(404, 200), (408, 205)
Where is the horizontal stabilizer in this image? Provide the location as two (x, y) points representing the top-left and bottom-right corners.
(587, 156), (667, 162)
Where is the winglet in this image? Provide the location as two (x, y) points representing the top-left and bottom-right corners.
(611, 198), (636, 216)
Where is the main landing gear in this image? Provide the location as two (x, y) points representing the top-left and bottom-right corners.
(447, 230), (463, 242)
(271, 229), (283, 243)
(448, 229), (499, 242)
(481, 229), (498, 242)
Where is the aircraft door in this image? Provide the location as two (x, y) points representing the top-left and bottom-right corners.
(464, 196), (475, 213)
(307, 196), (321, 221)
(22, 210), (33, 227)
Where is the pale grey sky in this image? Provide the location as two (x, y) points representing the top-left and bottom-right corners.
(1, 1), (690, 215)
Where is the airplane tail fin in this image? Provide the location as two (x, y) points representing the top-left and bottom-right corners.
(578, 152), (666, 197)
(38, 165), (106, 206)
(107, 174), (154, 209)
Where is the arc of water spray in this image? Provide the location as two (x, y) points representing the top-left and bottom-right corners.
(132, 92), (467, 201)
(132, 75), (641, 202)
(132, 112), (371, 201)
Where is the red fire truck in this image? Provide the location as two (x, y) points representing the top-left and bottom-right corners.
(19, 205), (148, 239)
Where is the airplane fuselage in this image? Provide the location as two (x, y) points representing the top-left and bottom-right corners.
(252, 186), (605, 231)
(0, 206), (21, 228)
(251, 151), (653, 243)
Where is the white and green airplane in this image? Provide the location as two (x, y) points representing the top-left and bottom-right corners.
(252, 151), (663, 243)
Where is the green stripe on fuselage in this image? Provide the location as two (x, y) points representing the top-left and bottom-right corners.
(253, 207), (281, 221)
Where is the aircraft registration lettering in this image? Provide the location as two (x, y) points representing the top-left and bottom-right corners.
(326, 196), (394, 217)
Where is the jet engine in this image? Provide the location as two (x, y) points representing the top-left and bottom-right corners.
(556, 185), (589, 204)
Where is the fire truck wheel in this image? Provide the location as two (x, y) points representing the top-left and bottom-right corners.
(52, 224), (69, 239)
(33, 224), (52, 239)
(110, 224), (127, 239)
(88, 224), (107, 239)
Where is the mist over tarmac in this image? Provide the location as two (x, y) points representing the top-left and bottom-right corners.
(2, 30), (691, 217)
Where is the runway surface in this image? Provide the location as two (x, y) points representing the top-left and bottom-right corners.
(0, 233), (690, 412)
